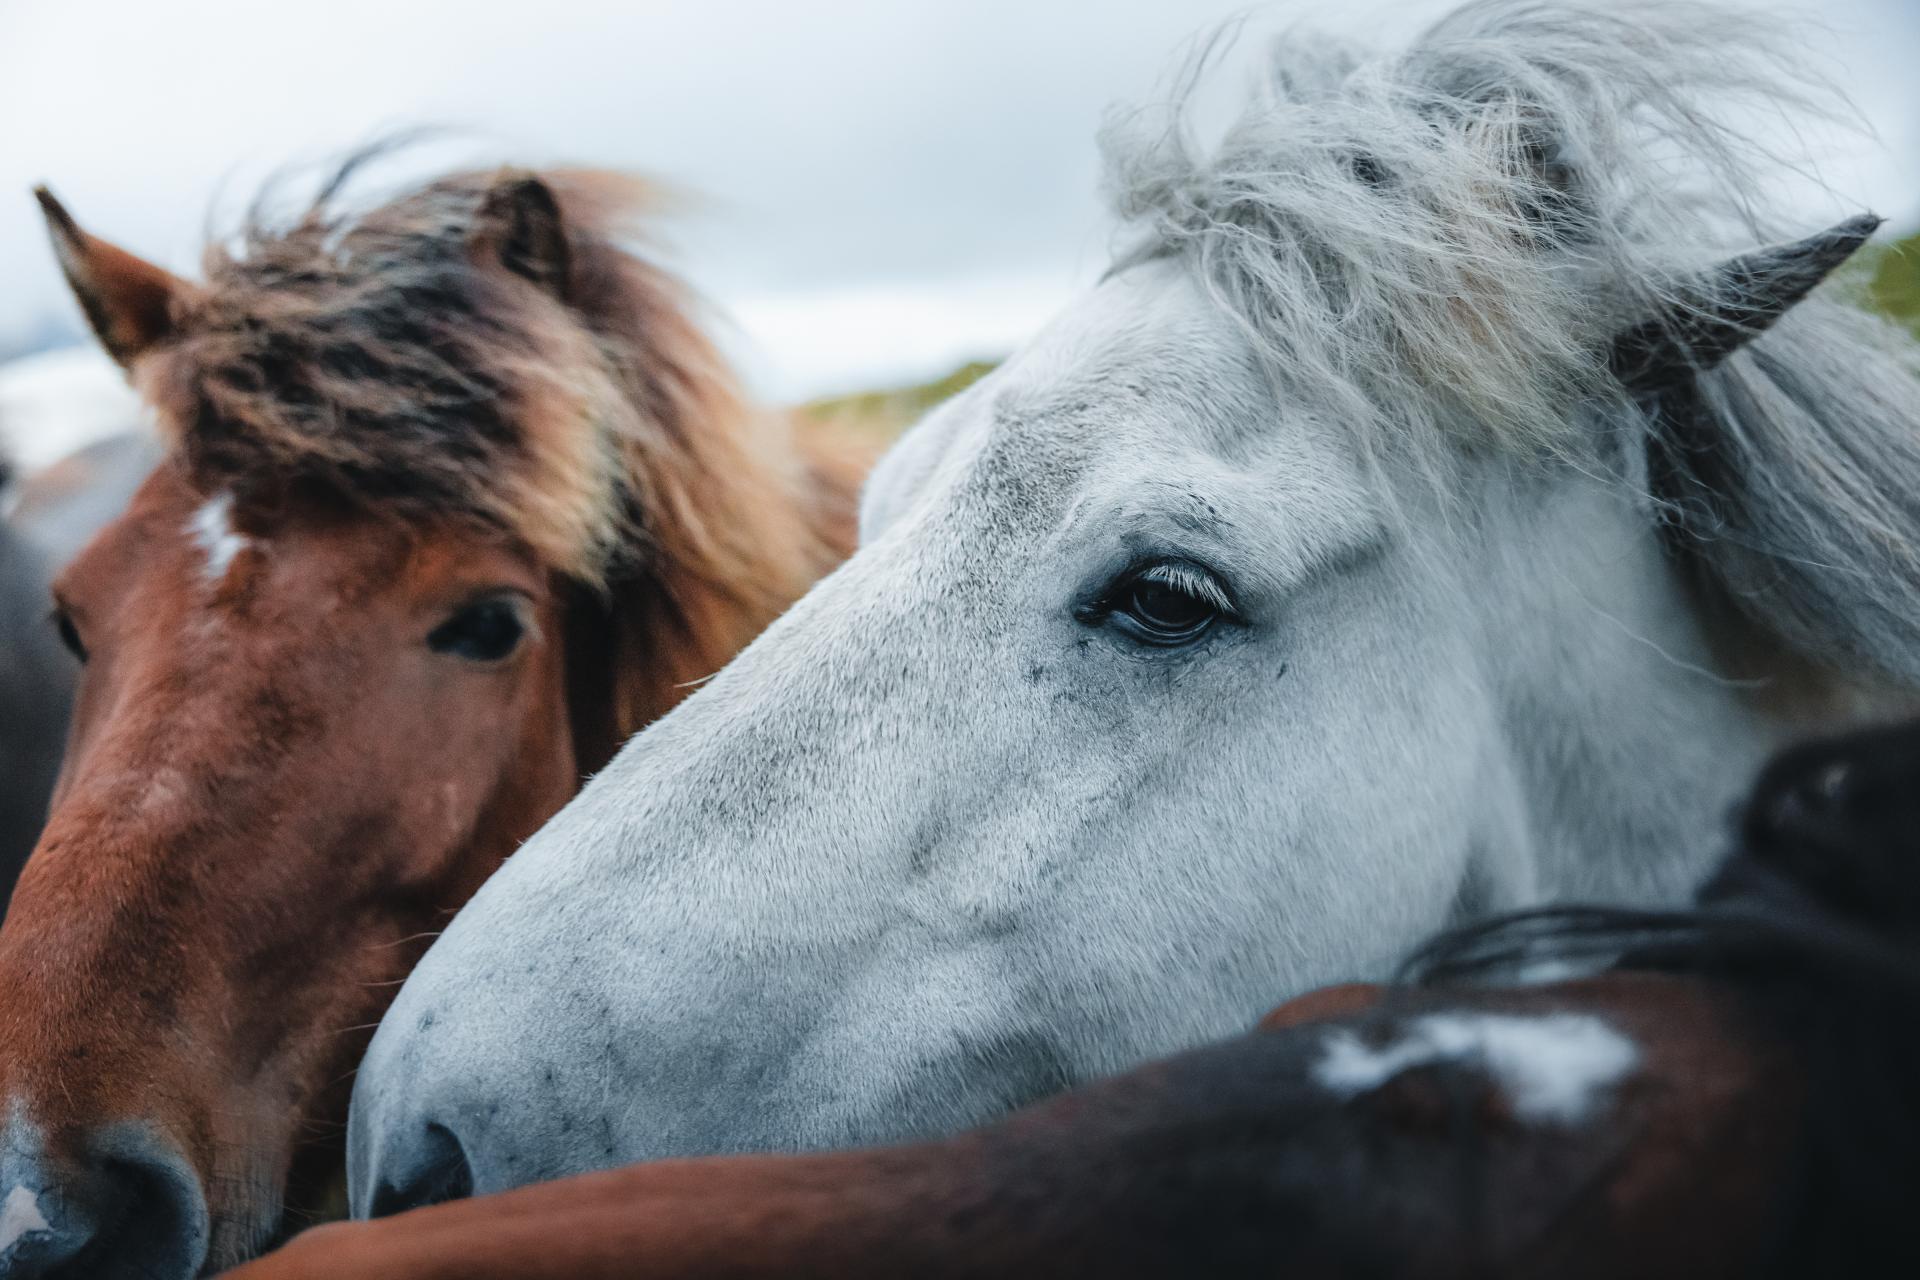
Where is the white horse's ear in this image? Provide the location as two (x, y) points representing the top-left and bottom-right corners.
(35, 186), (192, 369)
(1610, 216), (1881, 391)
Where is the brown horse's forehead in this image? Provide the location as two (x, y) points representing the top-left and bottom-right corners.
(61, 463), (547, 622)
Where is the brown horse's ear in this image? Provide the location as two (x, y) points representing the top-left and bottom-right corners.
(470, 172), (571, 301)
(35, 186), (191, 369)
(1610, 215), (1881, 392)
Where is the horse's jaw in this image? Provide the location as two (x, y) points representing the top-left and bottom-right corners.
(1460, 469), (1785, 910)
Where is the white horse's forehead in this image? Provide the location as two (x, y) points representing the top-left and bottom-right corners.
(866, 262), (1266, 539)
(989, 262), (1258, 447)
(865, 260), (1381, 599)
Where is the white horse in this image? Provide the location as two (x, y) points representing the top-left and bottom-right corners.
(349, 0), (1920, 1211)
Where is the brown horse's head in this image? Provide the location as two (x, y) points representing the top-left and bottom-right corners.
(0, 163), (860, 1277)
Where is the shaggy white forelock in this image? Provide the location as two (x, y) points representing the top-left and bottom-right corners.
(1102, 0), (1920, 694)
(1101, 1), (1839, 455)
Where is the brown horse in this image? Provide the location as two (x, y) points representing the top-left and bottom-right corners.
(228, 717), (1920, 1279)
(0, 163), (863, 1277)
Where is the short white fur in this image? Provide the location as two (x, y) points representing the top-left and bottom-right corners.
(185, 492), (251, 584)
(1315, 1013), (1640, 1125)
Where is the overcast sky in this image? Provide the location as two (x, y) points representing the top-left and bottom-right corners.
(1, 0), (1915, 403)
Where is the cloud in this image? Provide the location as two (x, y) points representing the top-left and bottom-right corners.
(2, 0), (1912, 400)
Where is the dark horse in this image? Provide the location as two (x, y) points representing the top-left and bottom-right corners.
(234, 717), (1920, 1278)
(0, 457), (75, 911)
(0, 163), (865, 1276)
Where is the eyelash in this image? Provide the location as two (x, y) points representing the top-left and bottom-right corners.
(1131, 561), (1237, 617)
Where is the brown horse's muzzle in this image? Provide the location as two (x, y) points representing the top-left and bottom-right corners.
(0, 798), (297, 1279)
(0, 1109), (208, 1279)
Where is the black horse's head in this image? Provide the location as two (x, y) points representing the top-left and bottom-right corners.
(1724, 719), (1920, 939)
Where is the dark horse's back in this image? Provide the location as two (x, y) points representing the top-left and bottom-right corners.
(0, 459), (76, 914)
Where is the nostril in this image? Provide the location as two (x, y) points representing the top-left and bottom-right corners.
(0, 1124), (210, 1280)
(1, 1124), (206, 1280)
(368, 1122), (474, 1219)
(57, 1126), (211, 1280)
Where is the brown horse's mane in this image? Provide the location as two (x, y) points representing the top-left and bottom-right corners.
(136, 152), (856, 738)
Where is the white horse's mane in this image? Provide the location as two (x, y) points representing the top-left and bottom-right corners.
(1101, 0), (1920, 694)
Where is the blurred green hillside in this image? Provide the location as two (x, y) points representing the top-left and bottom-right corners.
(796, 359), (997, 444)
(1867, 228), (1920, 338)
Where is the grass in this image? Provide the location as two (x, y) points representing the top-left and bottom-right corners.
(794, 359), (998, 444)
(1866, 230), (1920, 340)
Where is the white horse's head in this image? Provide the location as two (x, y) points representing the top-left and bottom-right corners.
(350, 0), (1920, 1210)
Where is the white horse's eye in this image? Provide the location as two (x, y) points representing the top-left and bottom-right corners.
(1081, 559), (1237, 648)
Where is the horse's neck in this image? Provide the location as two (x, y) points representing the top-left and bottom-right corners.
(597, 411), (867, 748)
(1475, 480), (1787, 911)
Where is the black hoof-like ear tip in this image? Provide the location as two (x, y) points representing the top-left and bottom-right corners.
(1837, 212), (1884, 240)
(1811, 212), (1883, 261)
(1609, 213), (1885, 391)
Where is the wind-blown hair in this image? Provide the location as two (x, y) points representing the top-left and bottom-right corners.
(1101, 0), (1920, 694)
(142, 158), (833, 602)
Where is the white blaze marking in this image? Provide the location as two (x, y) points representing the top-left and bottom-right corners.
(186, 491), (252, 584)
(1314, 1012), (1639, 1125)
(0, 1187), (51, 1253)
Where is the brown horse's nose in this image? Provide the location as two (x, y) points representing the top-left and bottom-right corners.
(0, 1114), (208, 1279)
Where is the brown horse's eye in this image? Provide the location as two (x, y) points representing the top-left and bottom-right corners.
(428, 599), (527, 663)
(51, 608), (88, 664)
